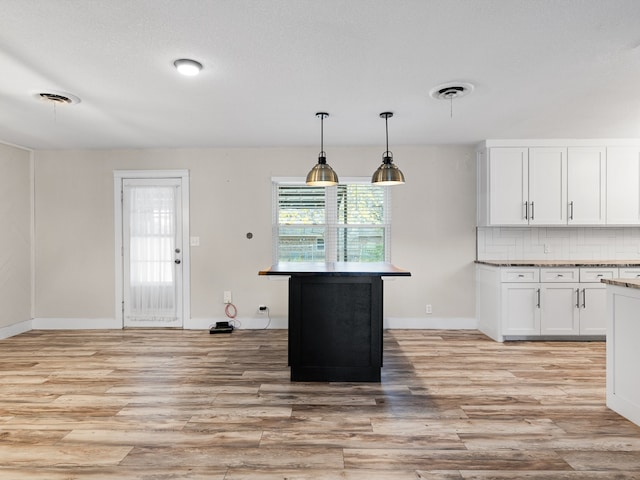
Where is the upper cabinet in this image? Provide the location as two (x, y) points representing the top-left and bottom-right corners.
(568, 147), (606, 225)
(606, 146), (640, 225)
(478, 141), (639, 227)
(480, 146), (567, 225)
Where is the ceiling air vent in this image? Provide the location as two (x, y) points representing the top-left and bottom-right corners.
(34, 91), (81, 105)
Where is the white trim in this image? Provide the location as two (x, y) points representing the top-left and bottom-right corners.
(0, 320), (33, 339)
(31, 318), (121, 330)
(480, 139), (640, 149)
(30, 148), (35, 319)
(383, 317), (478, 329)
(113, 170), (190, 329)
(6, 317), (478, 333)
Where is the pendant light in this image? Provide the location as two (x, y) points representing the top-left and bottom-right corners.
(306, 112), (338, 186)
(372, 112), (405, 185)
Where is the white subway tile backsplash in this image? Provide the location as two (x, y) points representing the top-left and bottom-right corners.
(476, 227), (640, 261)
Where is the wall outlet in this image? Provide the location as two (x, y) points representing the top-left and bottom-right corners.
(544, 243), (551, 253)
(258, 305), (268, 315)
(426, 304), (432, 315)
(224, 291), (232, 304)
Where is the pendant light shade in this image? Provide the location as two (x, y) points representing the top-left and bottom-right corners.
(306, 112), (338, 186)
(372, 112), (405, 185)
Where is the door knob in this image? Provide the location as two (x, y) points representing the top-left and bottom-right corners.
(175, 259), (181, 264)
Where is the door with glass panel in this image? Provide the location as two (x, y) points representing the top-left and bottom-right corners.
(122, 178), (183, 327)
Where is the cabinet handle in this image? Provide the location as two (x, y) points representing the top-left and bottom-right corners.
(530, 202), (535, 220)
(582, 288), (586, 308)
(524, 201), (529, 220)
(569, 201), (574, 220)
(576, 288), (580, 308)
(536, 288), (541, 308)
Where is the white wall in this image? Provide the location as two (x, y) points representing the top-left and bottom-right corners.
(0, 143), (32, 332)
(33, 145), (477, 327)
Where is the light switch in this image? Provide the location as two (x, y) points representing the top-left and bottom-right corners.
(190, 236), (200, 247)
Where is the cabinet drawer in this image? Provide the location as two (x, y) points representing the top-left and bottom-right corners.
(619, 268), (640, 280)
(540, 268), (579, 282)
(579, 267), (618, 282)
(501, 268), (539, 282)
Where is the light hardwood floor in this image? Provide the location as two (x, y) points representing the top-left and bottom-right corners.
(1, 329), (640, 479)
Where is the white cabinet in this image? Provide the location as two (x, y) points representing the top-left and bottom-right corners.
(606, 146), (640, 225)
(480, 146), (567, 225)
(501, 283), (541, 336)
(477, 264), (613, 341)
(478, 141), (640, 226)
(528, 148), (567, 225)
(487, 147), (529, 225)
(567, 147), (606, 225)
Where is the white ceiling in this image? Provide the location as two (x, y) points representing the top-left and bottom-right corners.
(1, 0), (640, 150)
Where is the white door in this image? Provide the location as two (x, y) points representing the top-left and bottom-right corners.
(567, 147), (606, 225)
(579, 284), (607, 335)
(528, 147), (567, 225)
(540, 283), (580, 335)
(122, 178), (183, 327)
(501, 283), (540, 335)
(489, 147), (529, 225)
(606, 146), (640, 225)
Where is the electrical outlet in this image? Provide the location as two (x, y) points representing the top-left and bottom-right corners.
(224, 291), (232, 304)
(544, 244), (551, 253)
(426, 304), (432, 315)
(258, 305), (268, 315)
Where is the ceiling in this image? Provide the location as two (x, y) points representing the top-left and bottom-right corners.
(1, 0), (640, 150)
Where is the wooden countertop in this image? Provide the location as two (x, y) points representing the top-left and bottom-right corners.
(259, 262), (411, 276)
(476, 260), (640, 268)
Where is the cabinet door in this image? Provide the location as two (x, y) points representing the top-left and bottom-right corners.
(579, 284), (607, 335)
(501, 283), (540, 335)
(567, 147), (606, 225)
(529, 147), (567, 225)
(606, 146), (640, 225)
(489, 148), (529, 225)
(540, 283), (580, 335)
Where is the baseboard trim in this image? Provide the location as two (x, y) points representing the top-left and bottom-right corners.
(17, 317), (478, 332)
(384, 317), (478, 329)
(31, 318), (122, 330)
(0, 319), (33, 339)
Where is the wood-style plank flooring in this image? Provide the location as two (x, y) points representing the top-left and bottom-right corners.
(1, 329), (640, 479)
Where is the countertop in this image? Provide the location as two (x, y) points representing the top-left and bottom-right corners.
(476, 260), (640, 268)
(259, 262), (411, 276)
(601, 278), (640, 289)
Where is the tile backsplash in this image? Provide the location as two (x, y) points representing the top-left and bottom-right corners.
(477, 227), (640, 260)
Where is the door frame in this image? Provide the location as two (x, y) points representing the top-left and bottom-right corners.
(114, 170), (191, 328)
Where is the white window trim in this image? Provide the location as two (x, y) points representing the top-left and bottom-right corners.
(272, 176), (391, 263)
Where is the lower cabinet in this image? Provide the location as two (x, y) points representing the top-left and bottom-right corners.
(477, 264), (616, 341)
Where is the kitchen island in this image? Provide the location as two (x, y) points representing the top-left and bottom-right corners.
(259, 262), (410, 382)
(602, 278), (640, 427)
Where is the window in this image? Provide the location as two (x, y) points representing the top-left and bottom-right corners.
(273, 178), (391, 262)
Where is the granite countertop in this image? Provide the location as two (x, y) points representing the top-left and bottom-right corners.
(601, 278), (640, 289)
(475, 260), (640, 268)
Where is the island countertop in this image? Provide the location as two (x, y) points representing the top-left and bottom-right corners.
(601, 278), (640, 289)
(476, 260), (640, 268)
(259, 262), (411, 277)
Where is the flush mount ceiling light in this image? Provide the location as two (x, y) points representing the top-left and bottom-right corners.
(306, 112), (339, 186)
(429, 81), (474, 117)
(173, 58), (203, 76)
(372, 112), (405, 186)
